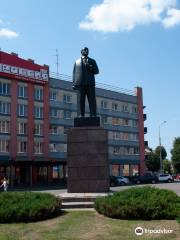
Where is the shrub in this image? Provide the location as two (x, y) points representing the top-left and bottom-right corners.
(95, 186), (180, 220)
(0, 191), (61, 223)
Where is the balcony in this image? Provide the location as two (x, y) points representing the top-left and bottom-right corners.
(144, 127), (147, 134)
(143, 114), (147, 121)
(49, 152), (67, 160)
(103, 124), (139, 133)
(49, 134), (67, 143)
(108, 139), (139, 147)
(109, 154), (140, 164)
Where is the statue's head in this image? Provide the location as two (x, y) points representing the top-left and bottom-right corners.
(81, 47), (89, 57)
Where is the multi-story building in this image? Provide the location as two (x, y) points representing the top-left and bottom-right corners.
(49, 76), (147, 179)
(0, 51), (147, 187)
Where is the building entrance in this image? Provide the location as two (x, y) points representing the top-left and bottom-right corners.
(14, 167), (30, 186)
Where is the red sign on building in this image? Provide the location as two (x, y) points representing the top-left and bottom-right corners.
(0, 51), (49, 84)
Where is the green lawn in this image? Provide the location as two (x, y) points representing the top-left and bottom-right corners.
(0, 211), (179, 240)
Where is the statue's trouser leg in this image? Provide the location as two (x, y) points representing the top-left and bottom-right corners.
(78, 86), (86, 117)
(86, 85), (97, 116)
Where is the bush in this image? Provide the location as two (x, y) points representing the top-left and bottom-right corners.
(0, 191), (61, 223)
(95, 186), (180, 220)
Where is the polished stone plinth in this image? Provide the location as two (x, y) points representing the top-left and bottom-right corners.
(74, 117), (100, 127)
(67, 126), (109, 193)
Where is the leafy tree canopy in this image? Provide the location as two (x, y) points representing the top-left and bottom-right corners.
(171, 137), (180, 173)
(155, 146), (167, 160)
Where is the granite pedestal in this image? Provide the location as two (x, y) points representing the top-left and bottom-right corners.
(67, 125), (109, 193)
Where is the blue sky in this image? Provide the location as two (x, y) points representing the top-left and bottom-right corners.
(0, 0), (180, 158)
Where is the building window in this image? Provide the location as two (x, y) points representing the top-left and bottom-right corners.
(50, 108), (58, 118)
(132, 120), (138, 127)
(113, 146), (121, 154)
(18, 85), (27, 98)
(0, 82), (10, 95)
(101, 115), (108, 124)
(49, 143), (58, 152)
(132, 165), (139, 176)
(34, 142), (43, 154)
(101, 100), (108, 109)
(49, 90), (57, 101)
(129, 147), (134, 155)
(34, 124), (43, 136)
(112, 103), (118, 111)
(0, 140), (9, 152)
(64, 110), (71, 119)
(18, 122), (27, 134)
(122, 119), (129, 126)
(34, 88), (43, 101)
(131, 133), (139, 141)
(64, 127), (70, 135)
(111, 165), (120, 176)
(17, 141), (27, 153)
(123, 164), (130, 176)
(134, 147), (140, 155)
(113, 132), (120, 140)
(63, 94), (72, 103)
(132, 106), (138, 113)
(52, 165), (64, 179)
(18, 104), (27, 117)
(122, 105), (129, 112)
(0, 120), (10, 133)
(0, 101), (10, 114)
(50, 125), (58, 134)
(122, 133), (129, 140)
(112, 117), (119, 125)
(34, 106), (43, 119)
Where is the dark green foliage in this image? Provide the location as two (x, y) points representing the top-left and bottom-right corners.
(163, 159), (172, 173)
(146, 152), (160, 172)
(155, 146), (167, 160)
(171, 137), (180, 173)
(146, 146), (168, 172)
(0, 192), (61, 223)
(95, 187), (180, 220)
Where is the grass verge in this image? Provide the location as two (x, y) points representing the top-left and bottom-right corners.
(0, 211), (179, 240)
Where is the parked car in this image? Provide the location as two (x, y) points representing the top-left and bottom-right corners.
(133, 173), (158, 184)
(110, 176), (129, 186)
(158, 174), (174, 183)
(116, 176), (129, 185)
(110, 176), (119, 187)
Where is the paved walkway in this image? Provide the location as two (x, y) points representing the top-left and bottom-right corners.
(7, 181), (180, 196)
(31, 182), (180, 196)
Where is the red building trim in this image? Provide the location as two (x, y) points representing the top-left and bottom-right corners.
(10, 80), (18, 159)
(43, 83), (50, 158)
(27, 83), (34, 160)
(136, 87), (146, 175)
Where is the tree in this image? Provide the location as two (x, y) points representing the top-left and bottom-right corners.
(145, 152), (160, 172)
(171, 137), (180, 173)
(163, 159), (172, 173)
(155, 146), (167, 160)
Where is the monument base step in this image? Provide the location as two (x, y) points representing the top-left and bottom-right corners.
(62, 202), (94, 209)
(58, 192), (109, 210)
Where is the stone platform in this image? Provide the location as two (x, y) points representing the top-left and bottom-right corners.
(67, 126), (109, 193)
(74, 117), (100, 127)
(59, 192), (109, 210)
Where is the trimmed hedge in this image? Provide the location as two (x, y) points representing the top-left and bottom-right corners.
(95, 186), (180, 220)
(0, 191), (61, 223)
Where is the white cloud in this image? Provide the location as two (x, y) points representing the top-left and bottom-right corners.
(79, 0), (180, 32)
(162, 8), (180, 27)
(0, 19), (3, 24)
(0, 28), (19, 39)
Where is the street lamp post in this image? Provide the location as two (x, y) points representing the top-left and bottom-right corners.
(159, 121), (167, 173)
